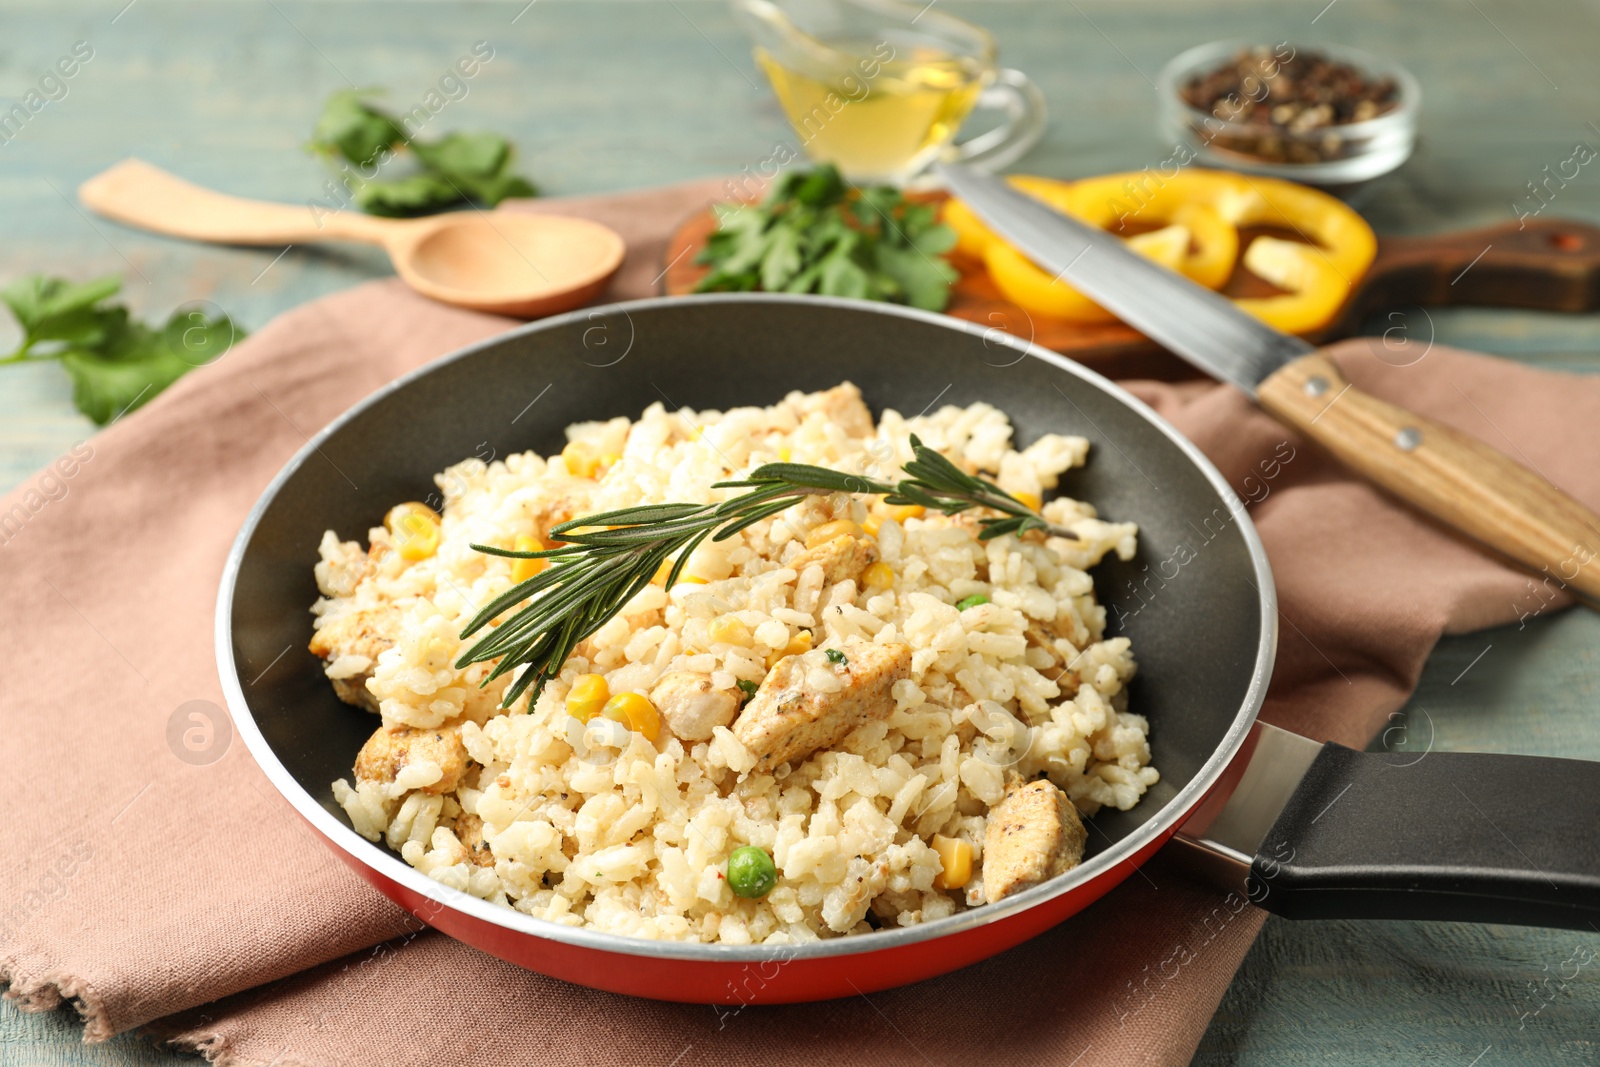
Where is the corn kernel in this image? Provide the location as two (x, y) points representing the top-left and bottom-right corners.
(599, 452), (622, 472)
(385, 502), (441, 562)
(602, 691), (660, 742)
(384, 500), (440, 532)
(931, 834), (973, 890)
(511, 533), (547, 584)
(650, 559), (707, 586)
(861, 515), (882, 537)
(887, 504), (926, 524)
(766, 629), (813, 668)
(561, 441), (601, 479)
(709, 615), (753, 647)
(862, 561), (894, 590)
(805, 519), (861, 549)
(1014, 491), (1042, 512)
(566, 673), (610, 722)
(778, 447), (792, 461)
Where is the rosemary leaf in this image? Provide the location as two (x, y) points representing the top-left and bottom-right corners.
(456, 435), (1079, 709)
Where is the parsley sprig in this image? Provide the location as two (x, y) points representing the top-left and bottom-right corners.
(309, 90), (537, 217)
(456, 434), (1075, 709)
(694, 165), (959, 311)
(1, 274), (242, 425)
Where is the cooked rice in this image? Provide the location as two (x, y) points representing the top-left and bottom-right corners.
(314, 383), (1156, 943)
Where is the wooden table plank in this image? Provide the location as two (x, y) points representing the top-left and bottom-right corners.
(3, 2), (1599, 1064)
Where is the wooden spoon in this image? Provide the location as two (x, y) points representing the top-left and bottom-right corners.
(79, 159), (625, 318)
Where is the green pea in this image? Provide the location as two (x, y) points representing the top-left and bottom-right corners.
(955, 594), (990, 611)
(726, 845), (778, 899)
(824, 648), (848, 666)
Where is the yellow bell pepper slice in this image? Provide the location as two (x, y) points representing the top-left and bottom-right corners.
(952, 169), (1375, 335)
(1235, 235), (1350, 335)
(1066, 170), (1376, 334)
(954, 172), (1243, 323)
(1167, 201), (1239, 291)
(1062, 177), (1240, 291)
(983, 222), (1195, 323)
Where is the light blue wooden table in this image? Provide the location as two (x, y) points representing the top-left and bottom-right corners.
(3, 1), (1599, 1063)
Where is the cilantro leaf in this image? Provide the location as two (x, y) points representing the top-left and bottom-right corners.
(309, 91), (538, 216)
(309, 89), (406, 168)
(1, 274), (245, 426)
(874, 242), (960, 311)
(2, 274), (124, 348)
(412, 130), (510, 180)
(59, 326), (193, 426)
(760, 225), (803, 291)
(693, 164), (958, 311)
(354, 173), (464, 217)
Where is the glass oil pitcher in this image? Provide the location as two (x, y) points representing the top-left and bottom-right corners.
(733, 0), (1046, 185)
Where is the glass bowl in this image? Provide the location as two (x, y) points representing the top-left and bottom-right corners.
(1156, 40), (1420, 185)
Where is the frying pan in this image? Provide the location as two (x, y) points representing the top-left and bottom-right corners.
(218, 294), (1600, 1004)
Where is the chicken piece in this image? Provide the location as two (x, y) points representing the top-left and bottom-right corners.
(453, 813), (496, 868)
(354, 723), (469, 795)
(793, 382), (875, 438)
(789, 535), (878, 588)
(530, 491), (586, 543)
(1024, 616), (1082, 698)
(982, 778), (1086, 903)
(650, 671), (739, 742)
(308, 603), (401, 712)
(734, 642), (911, 771)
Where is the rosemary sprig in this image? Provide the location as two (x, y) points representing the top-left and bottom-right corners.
(455, 435), (1077, 709)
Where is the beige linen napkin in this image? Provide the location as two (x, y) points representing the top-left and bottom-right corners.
(2, 178), (1594, 1067)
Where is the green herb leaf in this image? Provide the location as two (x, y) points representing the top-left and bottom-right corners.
(874, 242), (960, 311)
(309, 89), (405, 168)
(737, 678), (759, 699)
(59, 331), (192, 425)
(694, 164), (957, 311)
(0, 274), (244, 425)
(2, 274), (124, 349)
(412, 130), (509, 179)
(308, 90), (537, 216)
(824, 648), (847, 665)
(760, 225), (803, 292)
(353, 173), (464, 217)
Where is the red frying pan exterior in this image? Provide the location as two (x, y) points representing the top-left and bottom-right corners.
(219, 295), (1276, 1004)
(304, 791), (1188, 1002)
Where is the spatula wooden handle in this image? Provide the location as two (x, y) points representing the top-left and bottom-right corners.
(79, 158), (401, 247)
(1259, 352), (1600, 600)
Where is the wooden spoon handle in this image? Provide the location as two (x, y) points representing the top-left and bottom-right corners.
(1259, 352), (1600, 600)
(79, 158), (401, 247)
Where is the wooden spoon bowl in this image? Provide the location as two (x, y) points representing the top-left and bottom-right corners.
(397, 213), (623, 317)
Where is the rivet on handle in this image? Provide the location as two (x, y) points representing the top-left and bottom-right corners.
(1303, 376), (1330, 398)
(1394, 427), (1423, 451)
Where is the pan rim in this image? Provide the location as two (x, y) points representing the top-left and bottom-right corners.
(216, 292), (1278, 965)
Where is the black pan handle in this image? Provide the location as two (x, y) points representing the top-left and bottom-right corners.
(1248, 743), (1600, 930)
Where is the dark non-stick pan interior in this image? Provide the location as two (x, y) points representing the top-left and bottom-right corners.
(227, 296), (1264, 861)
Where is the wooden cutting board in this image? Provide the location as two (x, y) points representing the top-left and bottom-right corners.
(662, 198), (1600, 380)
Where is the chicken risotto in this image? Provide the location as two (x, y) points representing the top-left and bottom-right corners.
(311, 383), (1157, 944)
